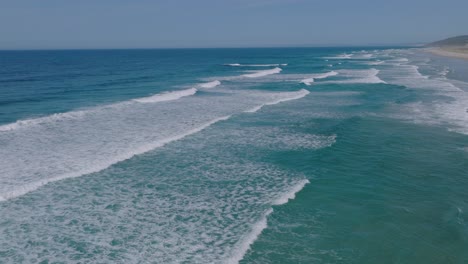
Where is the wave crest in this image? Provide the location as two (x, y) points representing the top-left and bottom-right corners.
(226, 179), (310, 264)
(225, 63), (287, 67)
(301, 71), (339, 85)
(245, 89), (310, 113)
(198, 80), (221, 89)
(133, 88), (197, 103)
(242, 67), (282, 78)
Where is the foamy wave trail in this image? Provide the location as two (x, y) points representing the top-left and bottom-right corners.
(301, 71), (338, 85)
(324, 68), (386, 84)
(377, 55), (468, 134)
(367, 60), (384, 65)
(324, 54), (352, 59)
(225, 63), (287, 67)
(439, 67), (450, 77)
(198, 80), (221, 89)
(133, 88), (197, 103)
(0, 88), (199, 132)
(393, 58), (409, 62)
(0, 84), (318, 201)
(226, 179), (310, 264)
(272, 179), (310, 205)
(0, 115), (231, 201)
(242, 67), (282, 78)
(0, 110), (89, 132)
(355, 54), (374, 59)
(245, 89), (310, 113)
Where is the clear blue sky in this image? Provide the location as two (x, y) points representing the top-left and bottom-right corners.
(0, 0), (467, 49)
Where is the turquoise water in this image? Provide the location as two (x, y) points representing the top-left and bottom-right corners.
(1, 48), (467, 263)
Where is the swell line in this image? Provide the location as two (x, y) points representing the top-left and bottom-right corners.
(245, 89), (310, 113)
(0, 88), (198, 132)
(0, 115), (231, 201)
(226, 179), (310, 264)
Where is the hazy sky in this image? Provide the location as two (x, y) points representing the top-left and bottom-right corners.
(0, 0), (467, 49)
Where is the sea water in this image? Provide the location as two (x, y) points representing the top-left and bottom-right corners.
(0, 48), (467, 263)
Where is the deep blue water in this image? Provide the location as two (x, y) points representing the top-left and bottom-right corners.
(1, 48), (467, 263)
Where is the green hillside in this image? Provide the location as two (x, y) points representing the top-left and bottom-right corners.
(427, 35), (468, 47)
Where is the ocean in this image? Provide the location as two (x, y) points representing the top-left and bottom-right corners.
(0, 47), (467, 263)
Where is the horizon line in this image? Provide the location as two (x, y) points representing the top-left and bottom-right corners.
(0, 43), (420, 52)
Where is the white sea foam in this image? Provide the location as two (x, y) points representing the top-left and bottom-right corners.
(226, 63), (287, 67)
(0, 89), (198, 132)
(0, 110), (89, 132)
(226, 208), (273, 264)
(313, 71), (339, 79)
(301, 71), (338, 85)
(0, 74), (336, 263)
(301, 78), (314, 86)
(245, 89), (310, 113)
(242, 67), (282, 78)
(226, 180), (310, 264)
(360, 54), (374, 59)
(133, 88), (197, 103)
(439, 67), (450, 77)
(0, 115), (231, 201)
(199, 80), (221, 89)
(377, 51), (468, 135)
(324, 68), (386, 84)
(273, 179), (310, 205)
(0, 118), (327, 263)
(324, 53), (352, 59)
(0, 84), (317, 201)
(366, 60), (384, 65)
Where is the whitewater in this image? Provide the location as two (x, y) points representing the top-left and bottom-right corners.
(2, 47), (468, 264)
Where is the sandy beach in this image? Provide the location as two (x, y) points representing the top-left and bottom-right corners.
(427, 47), (468, 60)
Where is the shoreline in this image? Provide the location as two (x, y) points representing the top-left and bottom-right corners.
(426, 47), (468, 60)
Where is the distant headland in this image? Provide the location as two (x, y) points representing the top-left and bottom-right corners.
(426, 35), (468, 60)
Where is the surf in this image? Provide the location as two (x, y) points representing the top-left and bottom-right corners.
(198, 80), (221, 89)
(133, 88), (198, 103)
(301, 71), (338, 85)
(0, 88), (199, 132)
(245, 89), (310, 113)
(225, 63), (287, 67)
(0, 86), (314, 201)
(0, 114), (232, 201)
(226, 179), (310, 264)
(322, 69), (386, 84)
(242, 67), (282, 78)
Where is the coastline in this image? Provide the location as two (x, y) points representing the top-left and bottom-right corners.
(427, 47), (468, 60)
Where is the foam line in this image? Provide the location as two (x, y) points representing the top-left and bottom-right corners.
(225, 63), (287, 67)
(367, 61), (384, 65)
(242, 67), (282, 78)
(198, 80), (221, 89)
(245, 89), (310, 113)
(225, 209), (273, 264)
(226, 179), (310, 264)
(0, 110), (89, 132)
(324, 54), (352, 59)
(273, 179), (310, 205)
(301, 71), (338, 85)
(326, 69), (386, 84)
(133, 88), (197, 103)
(0, 115), (231, 201)
(301, 78), (315, 85)
(0, 88), (198, 132)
